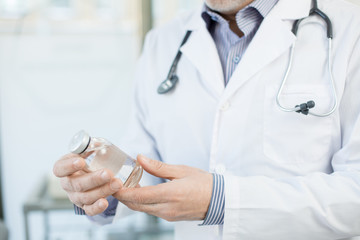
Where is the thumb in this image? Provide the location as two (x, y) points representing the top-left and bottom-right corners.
(137, 154), (186, 180)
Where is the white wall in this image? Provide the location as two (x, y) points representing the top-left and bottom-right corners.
(152, 0), (203, 27)
(0, 29), (139, 240)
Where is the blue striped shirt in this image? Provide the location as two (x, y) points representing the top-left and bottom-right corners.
(202, 0), (278, 85)
(75, 0), (279, 225)
(201, 0), (278, 225)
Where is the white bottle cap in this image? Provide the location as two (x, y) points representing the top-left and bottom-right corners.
(69, 130), (91, 154)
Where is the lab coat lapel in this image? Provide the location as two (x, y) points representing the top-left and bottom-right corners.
(222, 0), (311, 101)
(180, 11), (225, 99)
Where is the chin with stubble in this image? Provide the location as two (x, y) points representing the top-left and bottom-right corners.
(204, 0), (255, 14)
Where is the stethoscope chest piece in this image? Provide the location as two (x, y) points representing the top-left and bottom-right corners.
(157, 30), (192, 95)
(157, 75), (179, 94)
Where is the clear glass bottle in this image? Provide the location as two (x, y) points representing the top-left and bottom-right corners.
(68, 130), (143, 188)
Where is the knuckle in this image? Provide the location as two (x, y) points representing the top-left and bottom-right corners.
(93, 170), (111, 186)
(99, 186), (108, 198)
(171, 192), (182, 202)
(161, 208), (177, 222)
(79, 193), (92, 205)
(133, 193), (144, 204)
(71, 179), (84, 192)
(60, 178), (72, 191)
(93, 171), (103, 186)
(53, 155), (74, 177)
(68, 193), (80, 206)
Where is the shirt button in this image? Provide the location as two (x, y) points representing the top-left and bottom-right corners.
(233, 56), (240, 64)
(220, 101), (230, 111)
(215, 164), (226, 174)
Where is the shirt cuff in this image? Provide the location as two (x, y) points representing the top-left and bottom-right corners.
(74, 205), (86, 215)
(74, 196), (119, 217)
(200, 173), (225, 225)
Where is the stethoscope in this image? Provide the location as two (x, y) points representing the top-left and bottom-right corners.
(157, 30), (192, 94)
(157, 0), (338, 117)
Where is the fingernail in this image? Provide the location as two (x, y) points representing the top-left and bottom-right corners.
(139, 154), (150, 162)
(110, 179), (121, 190)
(101, 171), (110, 181)
(98, 200), (106, 208)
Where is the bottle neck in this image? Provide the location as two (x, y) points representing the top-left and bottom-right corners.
(84, 137), (110, 153)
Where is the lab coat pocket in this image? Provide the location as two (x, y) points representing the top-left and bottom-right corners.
(263, 85), (333, 165)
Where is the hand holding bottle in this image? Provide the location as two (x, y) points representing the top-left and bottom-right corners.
(53, 130), (142, 216)
(53, 153), (122, 216)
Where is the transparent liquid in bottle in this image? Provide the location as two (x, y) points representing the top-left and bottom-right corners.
(69, 130), (142, 188)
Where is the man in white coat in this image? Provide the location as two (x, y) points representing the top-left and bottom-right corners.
(53, 0), (360, 239)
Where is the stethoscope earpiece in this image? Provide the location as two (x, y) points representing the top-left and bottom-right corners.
(157, 75), (179, 94)
(295, 101), (315, 115)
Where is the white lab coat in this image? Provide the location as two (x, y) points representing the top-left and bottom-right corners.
(111, 0), (360, 239)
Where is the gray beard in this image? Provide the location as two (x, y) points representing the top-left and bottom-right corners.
(204, 0), (253, 14)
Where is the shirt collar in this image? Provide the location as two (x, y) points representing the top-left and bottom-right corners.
(252, 0), (279, 18)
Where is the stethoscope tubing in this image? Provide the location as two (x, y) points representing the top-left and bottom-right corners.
(158, 0), (338, 118)
(276, 38), (338, 117)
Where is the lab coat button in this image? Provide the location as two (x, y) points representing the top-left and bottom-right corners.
(215, 164), (226, 174)
(221, 102), (230, 111)
(233, 56), (240, 64)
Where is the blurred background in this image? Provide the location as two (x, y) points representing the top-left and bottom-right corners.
(0, 0), (202, 239)
(1, 0), (360, 239)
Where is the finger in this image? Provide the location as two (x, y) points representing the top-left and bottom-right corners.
(83, 198), (109, 216)
(121, 201), (179, 222)
(72, 178), (122, 206)
(61, 169), (115, 192)
(53, 156), (86, 177)
(121, 200), (163, 216)
(137, 155), (190, 180)
(114, 183), (168, 204)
